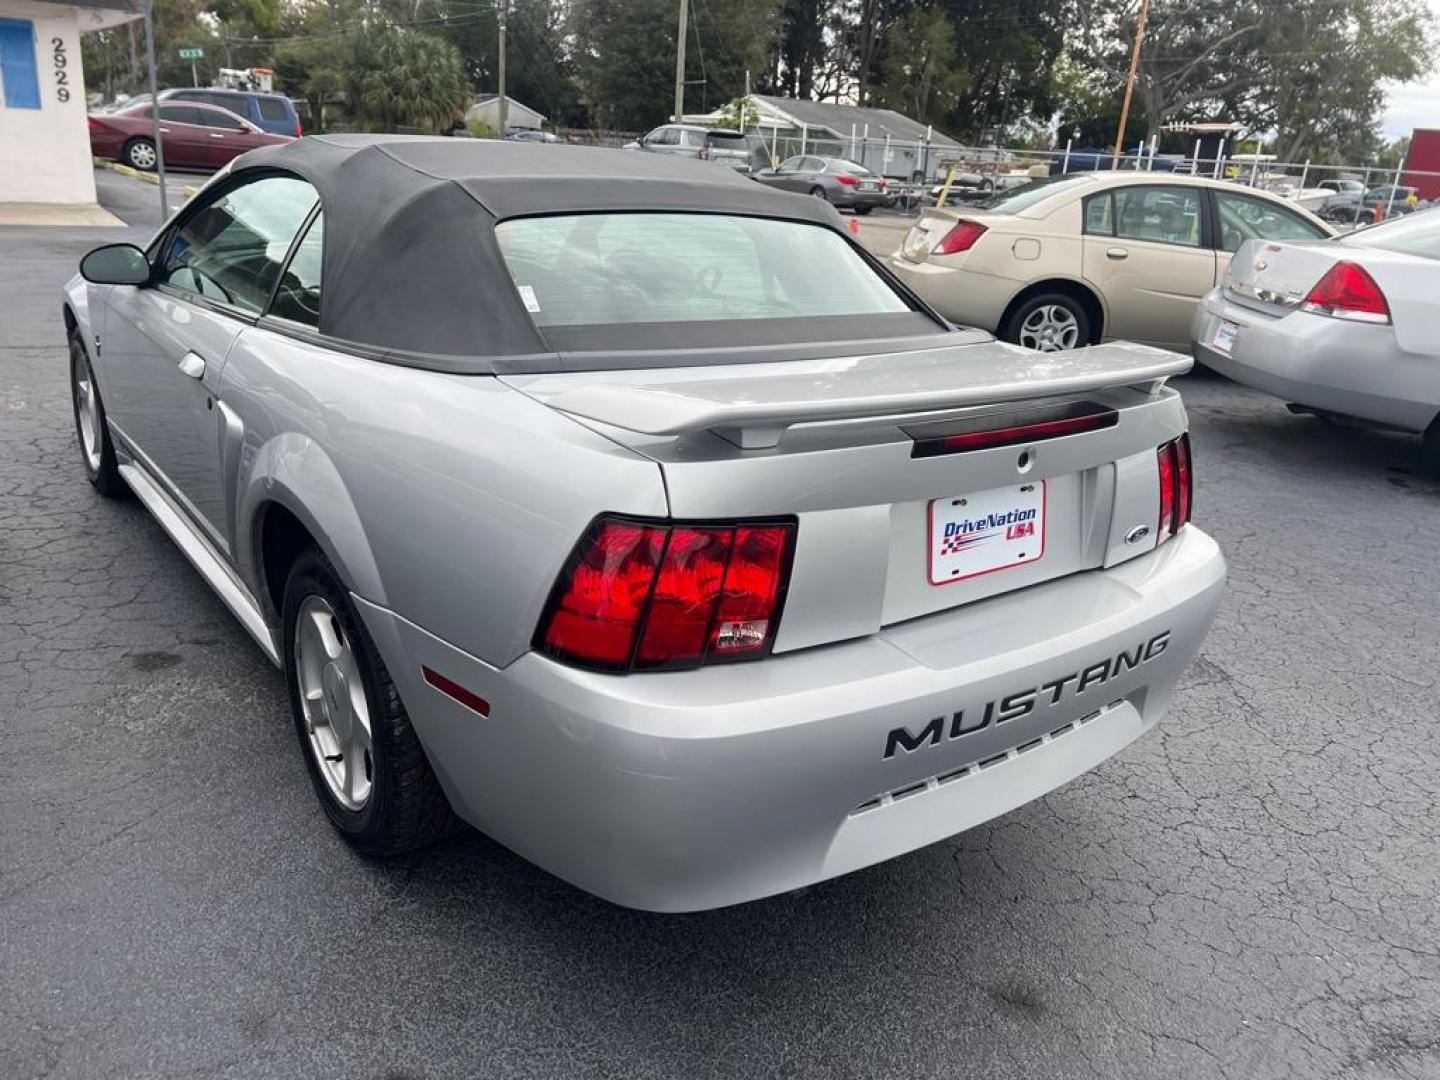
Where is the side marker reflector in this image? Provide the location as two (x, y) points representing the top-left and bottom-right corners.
(422, 665), (491, 717)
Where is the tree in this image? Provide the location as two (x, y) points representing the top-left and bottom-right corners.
(1073, 0), (1270, 146)
(347, 30), (471, 132)
(571, 0), (782, 130)
(876, 6), (966, 128)
(1232, 0), (1435, 163)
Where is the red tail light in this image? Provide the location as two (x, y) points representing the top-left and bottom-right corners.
(294, 119), (303, 138)
(835, 174), (859, 186)
(1301, 260), (1390, 323)
(537, 516), (796, 672)
(87, 115), (100, 131)
(932, 219), (987, 255)
(1157, 434), (1192, 540)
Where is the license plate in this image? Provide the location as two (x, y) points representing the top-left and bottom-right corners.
(1211, 320), (1239, 356)
(858, 181), (878, 191)
(929, 482), (1046, 585)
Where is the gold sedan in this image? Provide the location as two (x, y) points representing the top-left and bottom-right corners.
(888, 171), (1335, 352)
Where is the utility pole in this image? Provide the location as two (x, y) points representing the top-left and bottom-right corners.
(1111, 0), (1150, 169)
(142, 0), (167, 218)
(495, 0), (508, 135)
(673, 0), (688, 121)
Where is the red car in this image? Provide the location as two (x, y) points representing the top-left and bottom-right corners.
(89, 101), (293, 172)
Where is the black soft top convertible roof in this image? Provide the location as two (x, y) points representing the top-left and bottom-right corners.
(232, 135), (908, 369)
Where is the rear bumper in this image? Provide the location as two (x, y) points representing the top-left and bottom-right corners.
(359, 527), (1225, 912)
(1191, 289), (1439, 433)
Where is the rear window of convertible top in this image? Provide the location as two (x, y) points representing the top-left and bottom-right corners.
(494, 213), (911, 330)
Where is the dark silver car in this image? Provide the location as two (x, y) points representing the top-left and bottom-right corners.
(624, 123), (757, 172)
(753, 156), (889, 213)
(63, 136), (1223, 911)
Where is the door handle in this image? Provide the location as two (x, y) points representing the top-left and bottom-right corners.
(1106, 247), (1129, 260)
(209, 133), (225, 138)
(178, 352), (206, 379)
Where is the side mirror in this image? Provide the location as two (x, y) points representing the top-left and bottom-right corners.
(80, 243), (151, 286)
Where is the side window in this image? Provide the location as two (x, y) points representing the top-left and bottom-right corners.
(777, 156), (802, 172)
(653, 127), (680, 146)
(256, 96), (288, 121)
(679, 129), (704, 147)
(160, 175), (318, 314)
(1214, 192), (1327, 253)
(1083, 193), (1114, 235)
(270, 211), (322, 326)
(159, 105), (205, 126)
(802, 156), (825, 172)
(1113, 186), (1202, 248)
(199, 107), (245, 131)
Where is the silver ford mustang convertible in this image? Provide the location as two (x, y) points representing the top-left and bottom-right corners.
(63, 136), (1225, 911)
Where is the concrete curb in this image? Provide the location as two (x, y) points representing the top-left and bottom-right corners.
(95, 158), (199, 201)
(96, 159), (162, 186)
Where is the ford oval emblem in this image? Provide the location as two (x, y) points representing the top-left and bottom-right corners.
(1124, 524), (1151, 545)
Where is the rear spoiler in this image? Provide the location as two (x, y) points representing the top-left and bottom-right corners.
(508, 341), (1190, 448)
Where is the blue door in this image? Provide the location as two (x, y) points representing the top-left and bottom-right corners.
(0, 18), (41, 110)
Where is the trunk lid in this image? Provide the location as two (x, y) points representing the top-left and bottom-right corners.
(1223, 237), (1440, 354)
(503, 340), (1190, 652)
(897, 209), (1002, 264)
(1221, 238), (1341, 317)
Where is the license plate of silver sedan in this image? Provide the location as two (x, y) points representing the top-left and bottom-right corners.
(1212, 319), (1240, 355)
(62, 136), (1225, 912)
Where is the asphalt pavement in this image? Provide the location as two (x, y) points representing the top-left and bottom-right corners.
(2, 169), (1439, 1080)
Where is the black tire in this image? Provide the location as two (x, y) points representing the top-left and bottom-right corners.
(68, 329), (127, 498)
(122, 137), (157, 171)
(854, 205), (874, 216)
(282, 547), (453, 856)
(809, 185), (828, 201)
(1000, 292), (1094, 352)
(1421, 416), (1440, 479)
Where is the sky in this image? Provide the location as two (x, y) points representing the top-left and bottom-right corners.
(1380, 0), (1440, 139)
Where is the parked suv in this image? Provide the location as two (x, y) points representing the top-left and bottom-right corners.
(160, 88), (301, 137)
(625, 124), (759, 172)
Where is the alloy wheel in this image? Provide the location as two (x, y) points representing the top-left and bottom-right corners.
(294, 594), (374, 810)
(1017, 304), (1080, 352)
(128, 141), (156, 170)
(73, 348), (103, 474)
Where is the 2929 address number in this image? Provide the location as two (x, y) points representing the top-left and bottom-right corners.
(51, 37), (70, 103)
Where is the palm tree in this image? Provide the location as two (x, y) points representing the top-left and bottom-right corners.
(348, 30), (470, 134)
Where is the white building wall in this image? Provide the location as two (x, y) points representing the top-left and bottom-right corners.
(0, 0), (96, 204)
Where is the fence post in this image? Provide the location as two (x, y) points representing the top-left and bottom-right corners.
(800, 122), (807, 155)
(1356, 166), (1371, 226)
(1382, 162), (1405, 220)
(1298, 159), (1310, 192)
(1062, 138), (1072, 173)
(1148, 134), (1158, 170)
(1192, 139), (1201, 174)
(1213, 153), (1224, 179)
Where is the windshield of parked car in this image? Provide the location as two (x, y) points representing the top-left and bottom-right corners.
(496, 213), (911, 329)
(1343, 208), (1440, 259)
(972, 173), (1092, 213)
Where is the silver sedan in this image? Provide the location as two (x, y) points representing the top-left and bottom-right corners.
(1192, 209), (1440, 473)
(753, 155), (890, 213)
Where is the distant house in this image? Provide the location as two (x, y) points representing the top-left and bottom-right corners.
(466, 94), (546, 133)
(682, 94), (961, 181)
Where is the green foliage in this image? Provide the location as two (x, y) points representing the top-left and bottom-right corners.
(875, 6), (967, 129)
(467, 116), (499, 139)
(77, 0), (1439, 165)
(347, 30), (471, 133)
(572, 0), (783, 130)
